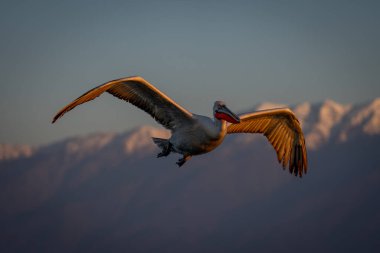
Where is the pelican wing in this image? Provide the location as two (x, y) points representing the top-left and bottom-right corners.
(52, 76), (193, 130)
(227, 108), (308, 177)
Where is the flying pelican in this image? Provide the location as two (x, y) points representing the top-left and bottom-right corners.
(52, 76), (308, 177)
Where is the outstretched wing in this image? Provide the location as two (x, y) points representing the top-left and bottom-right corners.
(227, 108), (308, 177)
(52, 76), (193, 130)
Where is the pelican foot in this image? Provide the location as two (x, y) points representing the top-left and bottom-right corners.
(176, 155), (191, 167)
(156, 142), (172, 158)
(157, 151), (170, 158)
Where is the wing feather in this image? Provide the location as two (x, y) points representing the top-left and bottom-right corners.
(227, 108), (308, 177)
(273, 124), (285, 151)
(52, 76), (193, 130)
(283, 133), (292, 168)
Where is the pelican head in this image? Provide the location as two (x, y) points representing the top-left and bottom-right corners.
(213, 101), (241, 124)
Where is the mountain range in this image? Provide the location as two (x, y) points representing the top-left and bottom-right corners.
(1, 98), (379, 253)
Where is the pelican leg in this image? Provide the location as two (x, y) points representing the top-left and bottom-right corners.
(176, 155), (191, 167)
(157, 142), (172, 158)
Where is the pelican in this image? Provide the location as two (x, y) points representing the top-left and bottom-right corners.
(52, 76), (308, 177)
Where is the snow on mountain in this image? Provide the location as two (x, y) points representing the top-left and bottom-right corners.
(292, 102), (311, 125)
(65, 132), (116, 158)
(255, 102), (287, 111)
(123, 126), (169, 155)
(340, 98), (380, 140)
(305, 99), (352, 149)
(65, 126), (169, 157)
(363, 98), (380, 134)
(0, 144), (35, 160)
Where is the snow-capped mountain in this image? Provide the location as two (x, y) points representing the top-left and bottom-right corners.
(252, 98), (380, 149)
(0, 99), (379, 253)
(1, 98), (379, 161)
(0, 144), (35, 160)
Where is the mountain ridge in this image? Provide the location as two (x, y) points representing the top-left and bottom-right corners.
(1, 98), (379, 161)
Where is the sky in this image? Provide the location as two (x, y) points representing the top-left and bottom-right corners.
(1, 0), (379, 146)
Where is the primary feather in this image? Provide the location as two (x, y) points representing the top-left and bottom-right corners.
(227, 108), (308, 177)
(52, 76), (193, 130)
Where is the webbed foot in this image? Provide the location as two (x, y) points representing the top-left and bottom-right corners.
(156, 142), (172, 158)
(157, 151), (170, 158)
(176, 155), (191, 167)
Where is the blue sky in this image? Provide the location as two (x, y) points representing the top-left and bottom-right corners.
(1, 0), (379, 145)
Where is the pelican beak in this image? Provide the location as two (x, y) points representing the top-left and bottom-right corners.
(215, 105), (241, 124)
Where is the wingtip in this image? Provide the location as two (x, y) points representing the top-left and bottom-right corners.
(51, 114), (59, 124)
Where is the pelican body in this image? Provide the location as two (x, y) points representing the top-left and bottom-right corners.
(53, 76), (308, 176)
(152, 102), (238, 165)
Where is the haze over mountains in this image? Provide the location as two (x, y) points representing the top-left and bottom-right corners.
(1, 99), (379, 253)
